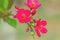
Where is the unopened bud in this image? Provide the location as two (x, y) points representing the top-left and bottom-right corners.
(31, 22), (36, 27)
(26, 27), (29, 32)
(30, 32), (35, 36)
(31, 9), (36, 16)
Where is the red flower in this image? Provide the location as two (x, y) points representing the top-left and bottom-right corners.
(35, 19), (47, 37)
(14, 6), (31, 23)
(25, 0), (41, 9)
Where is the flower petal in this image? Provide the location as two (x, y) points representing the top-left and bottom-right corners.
(35, 3), (41, 9)
(40, 28), (47, 34)
(27, 0), (32, 3)
(25, 17), (31, 22)
(36, 19), (41, 26)
(41, 20), (47, 26)
(35, 27), (41, 37)
(19, 19), (25, 23)
(25, 10), (30, 17)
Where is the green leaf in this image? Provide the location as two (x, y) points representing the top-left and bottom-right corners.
(0, 0), (5, 13)
(4, 0), (8, 9)
(0, 0), (13, 13)
(0, 0), (8, 11)
(7, 0), (13, 10)
(5, 18), (17, 28)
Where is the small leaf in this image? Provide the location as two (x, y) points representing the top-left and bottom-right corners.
(5, 18), (17, 28)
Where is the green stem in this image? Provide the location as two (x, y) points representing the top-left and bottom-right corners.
(27, 23), (35, 40)
(27, 23), (33, 31)
(33, 36), (35, 40)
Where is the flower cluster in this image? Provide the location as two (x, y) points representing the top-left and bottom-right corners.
(14, 0), (47, 37)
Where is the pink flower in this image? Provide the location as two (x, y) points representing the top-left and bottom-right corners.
(35, 19), (47, 37)
(25, 0), (41, 9)
(14, 6), (31, 23)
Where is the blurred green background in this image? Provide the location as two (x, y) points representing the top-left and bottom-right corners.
(0, 0), (60, 40)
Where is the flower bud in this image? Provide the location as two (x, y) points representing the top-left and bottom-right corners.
(31, 22), (36, 27)
(31, 9), (36, 16)
(33, 19), (37, 23)
(30, 32), (35, 36)
(26, 27), (29, 32)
